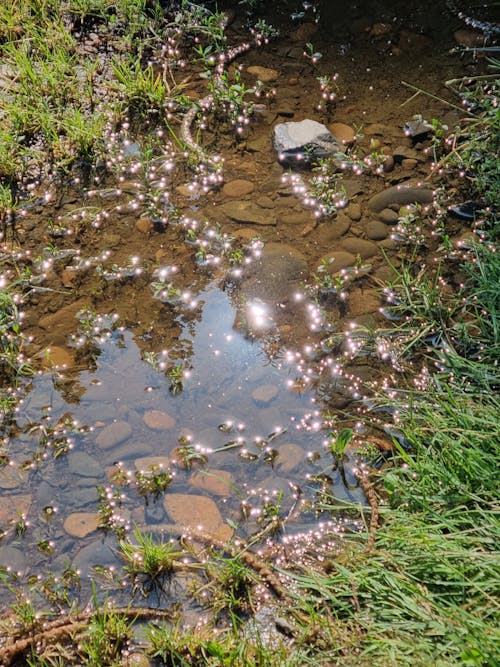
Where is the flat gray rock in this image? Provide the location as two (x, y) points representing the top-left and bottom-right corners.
(273, 119), (339, 167)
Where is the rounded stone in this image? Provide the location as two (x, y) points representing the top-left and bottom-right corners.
(68, 451), (103, 478)
(368, 184), (434, 213)
(136, 217), (153, 234)
(95, 421), (132, 449)
(276, 443), (303, 473)
(340, 238), (379, 259)
(378, 208), (399, 225)
(320, 251), (356, 273)
(143, 410), (176, 431)
(252, 384), (279, 406)
(348, 203), (362, 221)
(189, 469), (235, 496)
(134, 456), (171, 471)
(63, 512), (100, 538)
(0, 545), (29, 574)
(402, 158), (418, 171)
(72, 537), (117, 578)
(246, 66), (279, 82)
(329, 122), (356, 146)
(348, 288), (380, 316)
(0, 494), (31, 525)
(164, 493), (233, 541)
(222, 179), (255, 198)
(366, 220), (389, 240)
(42, 346), (74, 369)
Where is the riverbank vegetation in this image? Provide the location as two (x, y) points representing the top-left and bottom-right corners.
(0, 1), (498, 665)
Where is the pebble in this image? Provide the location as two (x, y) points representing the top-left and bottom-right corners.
(246, 66), (279, 82)
(348, 203), (362, 221)
(68, 451), (103, 478)
(189, 469), (235, 496)
(0, 545), (29, 575)
(366, 220), (389, 240)
(143, 409), (176, 430)
(164, 493), (233, 541)
(289, 23), (318, 42)
(276, 443), (303, 473)
(453, 29), (485, 48)
(216, 200), (277, 225)
(340, 238), (379, 259)
(0, 493), (31, 525)
(349, 288), (380, 316)
(368, 184), (434, 212)
(320, 251), (356, 273)
(38, 299), (88, 332)
(134, 456), (171, 471)
(222, 179), (254, 198)
(63, 512), (100, 538)
(378, 208), (399, 224)
(136, 217), (153, 234)
(42, 346), (74, 369)
(72, 536), (117, 578)
(252, 384), (279, 406)
(95, 421), (132, 449)
(329, 122), (356, 146)
(0, 465), (28, 490)
(402, 158), (418, 171)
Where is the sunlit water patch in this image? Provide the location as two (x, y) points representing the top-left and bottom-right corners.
(0, 284), (367, 598)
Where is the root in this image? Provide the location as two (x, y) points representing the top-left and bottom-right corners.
(356, 471), (380, 552)
(0, 606), (172, 666)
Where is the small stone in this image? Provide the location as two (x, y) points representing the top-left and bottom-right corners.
(42, 346), (74, 369)
(252, 384), (279, 406)
(349, 288), (380, 316)
(0, 465), (28, 490)
(246, 65), (279, 82)
(134, 456), (170, 471)
(328, 122), (356, 146)
(340, 238), (379, 259)
(95, 421), (132, 449)
(348, 203), (362, 221)
(281, 211), (314, 225)
(368, 184), (434, 212)
(276, 443), (303, 473)
(289, 23), (318, 42)
(68, 451), (103, 478)
(382, 155), (395, 172)
(136, 217), (153, 234)
(63, 512), (100, 538)
(0, 545), (29, 574)
(453, 29), (484, 48)
(164, 493), (233, 541)
(222, 179), (254, 198)
(378, 208), (399, 224)
(366, 220), (389, 240)
(143, 410), (176, 430)
(401, 158), (418, 171)
(61, 269), (76, 287)
(189, 469), (235, 496)
(0, 494), (31, 524)
(398, 30), (433, 53)
(255, 195), (275, 209)
(217, 201), (276, 225)
(320, 251), (356, 273)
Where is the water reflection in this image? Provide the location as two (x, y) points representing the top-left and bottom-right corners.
(1, 284), (367, 588)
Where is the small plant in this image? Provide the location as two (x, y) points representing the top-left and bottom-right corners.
(327, 427), (353, 464)
(78, 595), (133, 666)
(119, 527), (181, 596)
(168, 362), (185, 395)
(316, 74), (340, 113)
(304, 41), (322, 65)
(135, 463), (173, 502)
(172, 435), (208, 470)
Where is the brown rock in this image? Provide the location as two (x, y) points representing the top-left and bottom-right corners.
(349, 288), (380, 316)
(164, 493), (233, 541)
(63, 512), (100, 538)
(136, 217), (153, 234)
(368, 184), (434, 212)
(453, 29), (484, 48)
(329, 122), (356, 146)
(276, 443), (303, 473)
(348, 203), (362, 221)
(398, 30), (433, 53)
(216, 201), (276, 225)
(61, 269), (76, 288)
(340, 238), (379, 259)
(222, 179), (254, 198)
(0, 465), (28, 490)
(281, 211), (314, 225)
(189, 469), (235, 496)
(95, 421), (132, 449)
(320, 251), (356, 273)
(289, 23), (318, 42)
(134, 456), (170, 471)
(246, 66), (279, 82)
(402, 158), (418, 171)
(252, 384), (279, 406)
(0, 494), (31, 524)
(143, 410), (176, 430)
(42, 346), (74, 369)
(378, 208), (399, 224)
(38, 299), (88, 332)
(366, 220), (388, 240)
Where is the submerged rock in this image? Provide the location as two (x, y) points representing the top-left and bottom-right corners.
(63, 512), (100, 538)
(95, 420), (132, 449)
(164, 493), (233, 541)
(274, 119), (340, 169)
(368, 184), (434, 212)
